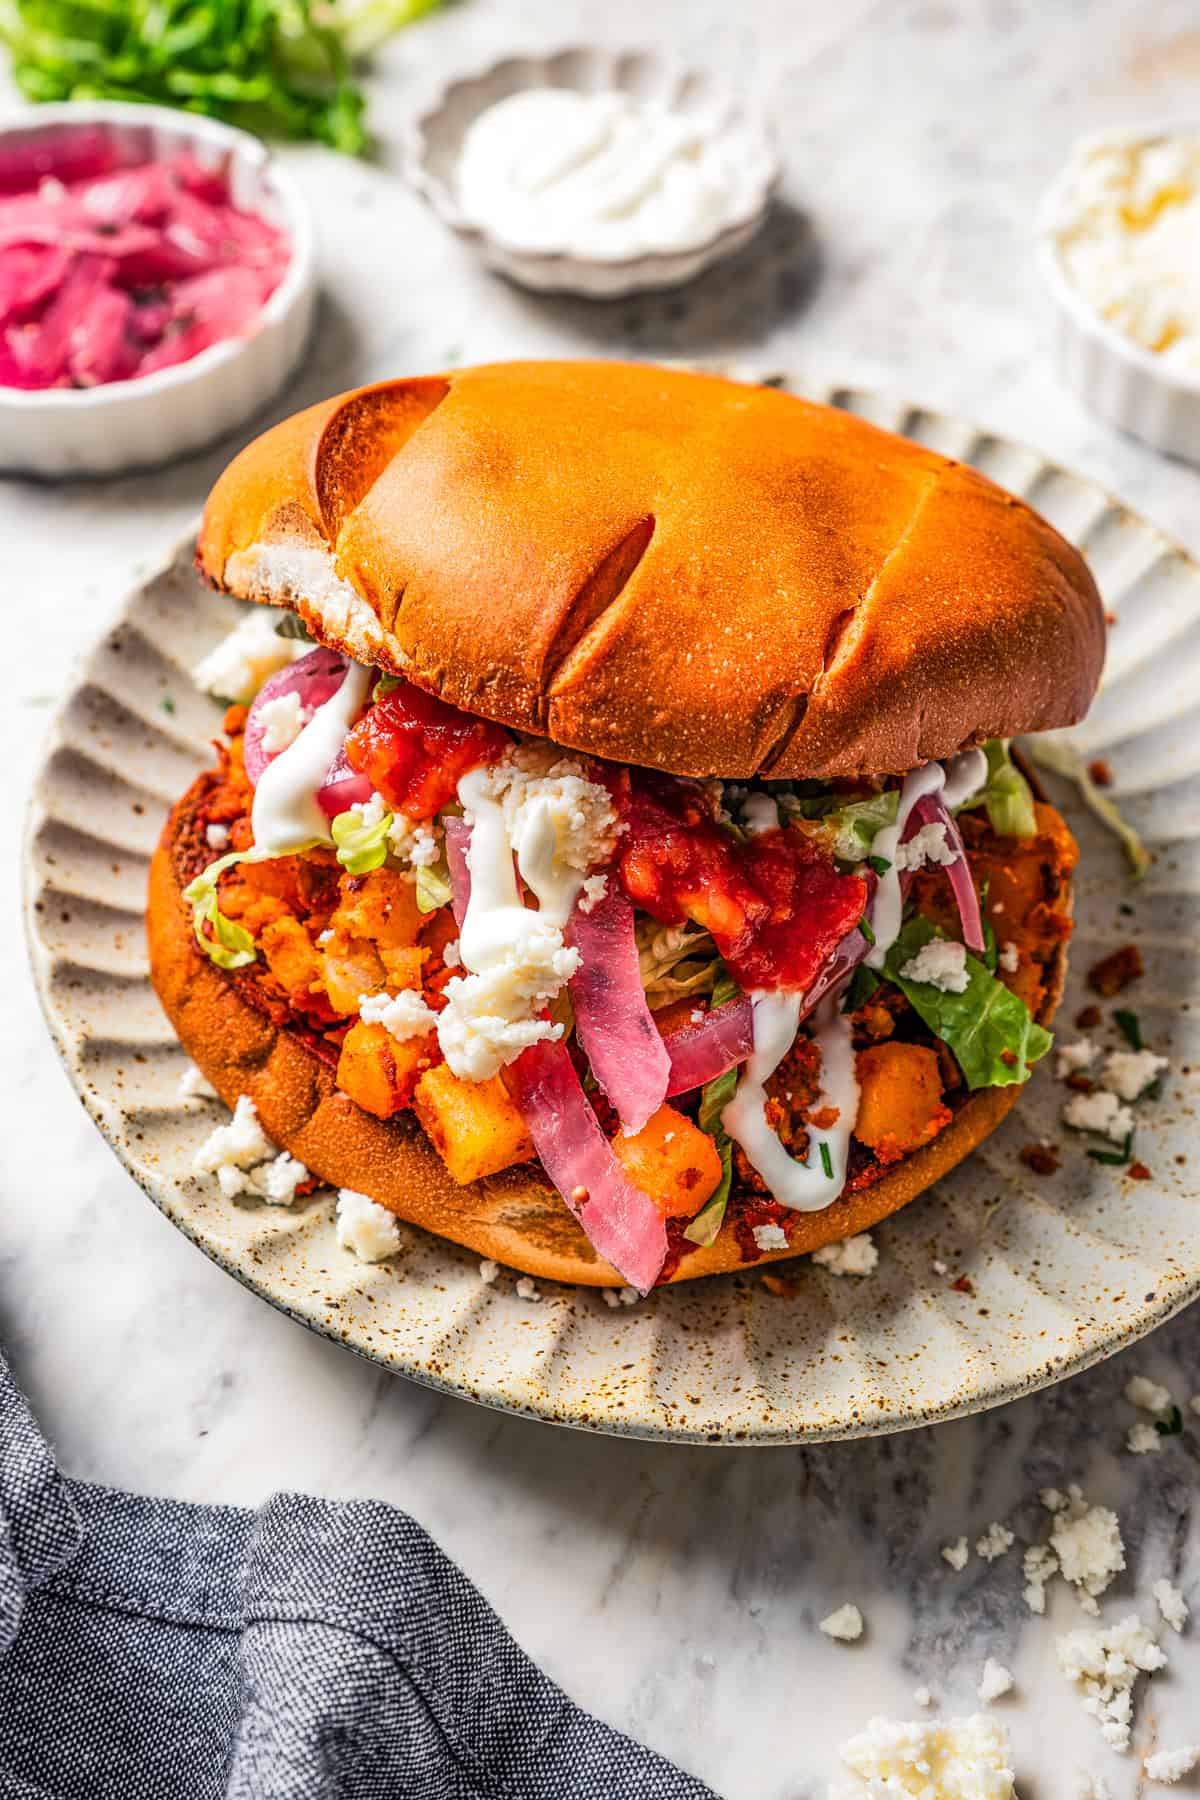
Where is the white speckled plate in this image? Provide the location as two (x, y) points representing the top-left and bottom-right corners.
(23, 389), (1200, 1443)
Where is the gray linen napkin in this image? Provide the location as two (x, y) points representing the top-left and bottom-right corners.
(0, 1345), (716, 1799)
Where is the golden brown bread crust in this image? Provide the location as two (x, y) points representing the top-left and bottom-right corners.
(148, 778), (1069, 1287)
(197, 361), (1106, 781)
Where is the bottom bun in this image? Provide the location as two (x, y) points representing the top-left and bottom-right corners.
(148, 785), (1068, 1287)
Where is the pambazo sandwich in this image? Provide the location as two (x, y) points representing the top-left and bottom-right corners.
(149, 361), (1105, 1292)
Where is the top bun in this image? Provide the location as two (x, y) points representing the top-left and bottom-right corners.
(198, 361), (1105, 779)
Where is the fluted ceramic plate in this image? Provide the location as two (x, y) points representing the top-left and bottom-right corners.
(24, 388), (1200, 1443)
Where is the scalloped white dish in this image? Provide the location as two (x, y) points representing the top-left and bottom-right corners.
(23, 387), (1200, 1442)
(404, 46), (778, 297)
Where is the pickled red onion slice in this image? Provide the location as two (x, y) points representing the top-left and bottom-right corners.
(908, 793), (986, 954)
(443, 816), (472, 927)
(243, 646), (348, 787)
(505, 1040), (669, 1294)
(662, 996), (754, 1096)
(567, 883), (670, 1134)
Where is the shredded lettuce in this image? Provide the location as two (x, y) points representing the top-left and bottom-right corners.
(778, 788), (899, 862)
(637, 919), (722, 1009)
(884, 916), (1051, 1090)
(685, 1065), (739, 1246)
(415, 859), (453, 914)
(182, 851), (259, 971)
(1025, 734), (1149, 878)
(331, 805), (392, 875)
(957, 738), (1038, 839)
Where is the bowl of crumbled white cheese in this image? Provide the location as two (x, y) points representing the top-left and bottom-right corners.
(1040, 125), (1200, 462)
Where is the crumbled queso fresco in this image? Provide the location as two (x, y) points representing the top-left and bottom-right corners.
(334, 1189), (401, 1262)
(832, 1714), (1017, 1800)
(1049, 131), (1200, 371)
(898, 937), (969, 994)
(1144, 1744), (1200, 1785)
(812, 1232), (878, 1276)
(819, 1603), (864, 1643)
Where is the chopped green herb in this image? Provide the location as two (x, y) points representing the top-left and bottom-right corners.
(1087, 1131), (1134, 1167)
(867, 854), (891, 877)
(161, 695), (176, 714)
(0, 0), (449, 155)
(819, 1141), (834, 1179)
(1155, 1405), (1184, 1437)
(1114, 1009), (1143, 1051)
(859, 915), (877, 947)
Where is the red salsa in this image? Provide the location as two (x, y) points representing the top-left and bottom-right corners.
(615, 773), (866, 993)
(345, 680), (509, 819)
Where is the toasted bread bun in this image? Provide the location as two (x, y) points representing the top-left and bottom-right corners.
(197, 361), (1105, 781)
(149, 776), (1070, 1287)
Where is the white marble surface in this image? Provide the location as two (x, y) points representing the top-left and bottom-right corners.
(3, 1), (1200, 1794)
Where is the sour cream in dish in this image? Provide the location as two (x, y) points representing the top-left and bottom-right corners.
(454, 86), (774, 262)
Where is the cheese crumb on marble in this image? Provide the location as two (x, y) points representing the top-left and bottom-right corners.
(257, 689), (308, 754)
(812, 1233), (879, 1277)
(898, 938), (969, 994)
(1073, 1775), (1112, 1799)
(976, 1523), (1015, 1563)
(1144, 1745), (1200, 1785)
(1127, 1421), (1163, 1455)
(1101, 1048), (1168, 1101)
(834, 1714), (1016, 1798)
(1153, 1578), (1188, 1634)
(1056, 1039), (1097, 1079)
(913, 1686), (934, 1708)
(1049, 1490), (1126, 1614)
(977, 1659), (1013, 1703)
(478, 1259), (499, 1284)
(1062, 1089), (1135, 1144)
(358, 986), (439, 1042)
(819, 1603), (864, 1642)
(1126, 1374), (1173, 1414)
(942, 1537), (970, 1572)
(753, 1223), (789, 1251)
(515, 1276), (541, 1303)
(194, 607), (307, 702)
(335, 1190), (401, 1262)
(1056, 1613), (1166, 1751)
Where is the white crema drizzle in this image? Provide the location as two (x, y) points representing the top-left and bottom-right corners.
(721, 750), (988, 1212)
(250, 660), (373, 857)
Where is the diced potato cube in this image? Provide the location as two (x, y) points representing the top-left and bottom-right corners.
(336, 1018), (436, 1119)
(413, 1063), (534, 1184)
(260, 915), (323, 993)
(855, 1042), (951, 1159)
(611, 1104), (722, 1219)
(320, 938), (386, 1015)
(379, 945), (429, 989)
(330, 868), (423, 950)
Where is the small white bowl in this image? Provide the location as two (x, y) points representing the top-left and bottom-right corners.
(404, 46), (779, 299)
(0, 103), (315, 478)
(1038, 125), (1200, 465)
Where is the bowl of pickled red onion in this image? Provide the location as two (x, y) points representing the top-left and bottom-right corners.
(0, 103), (315, 476)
